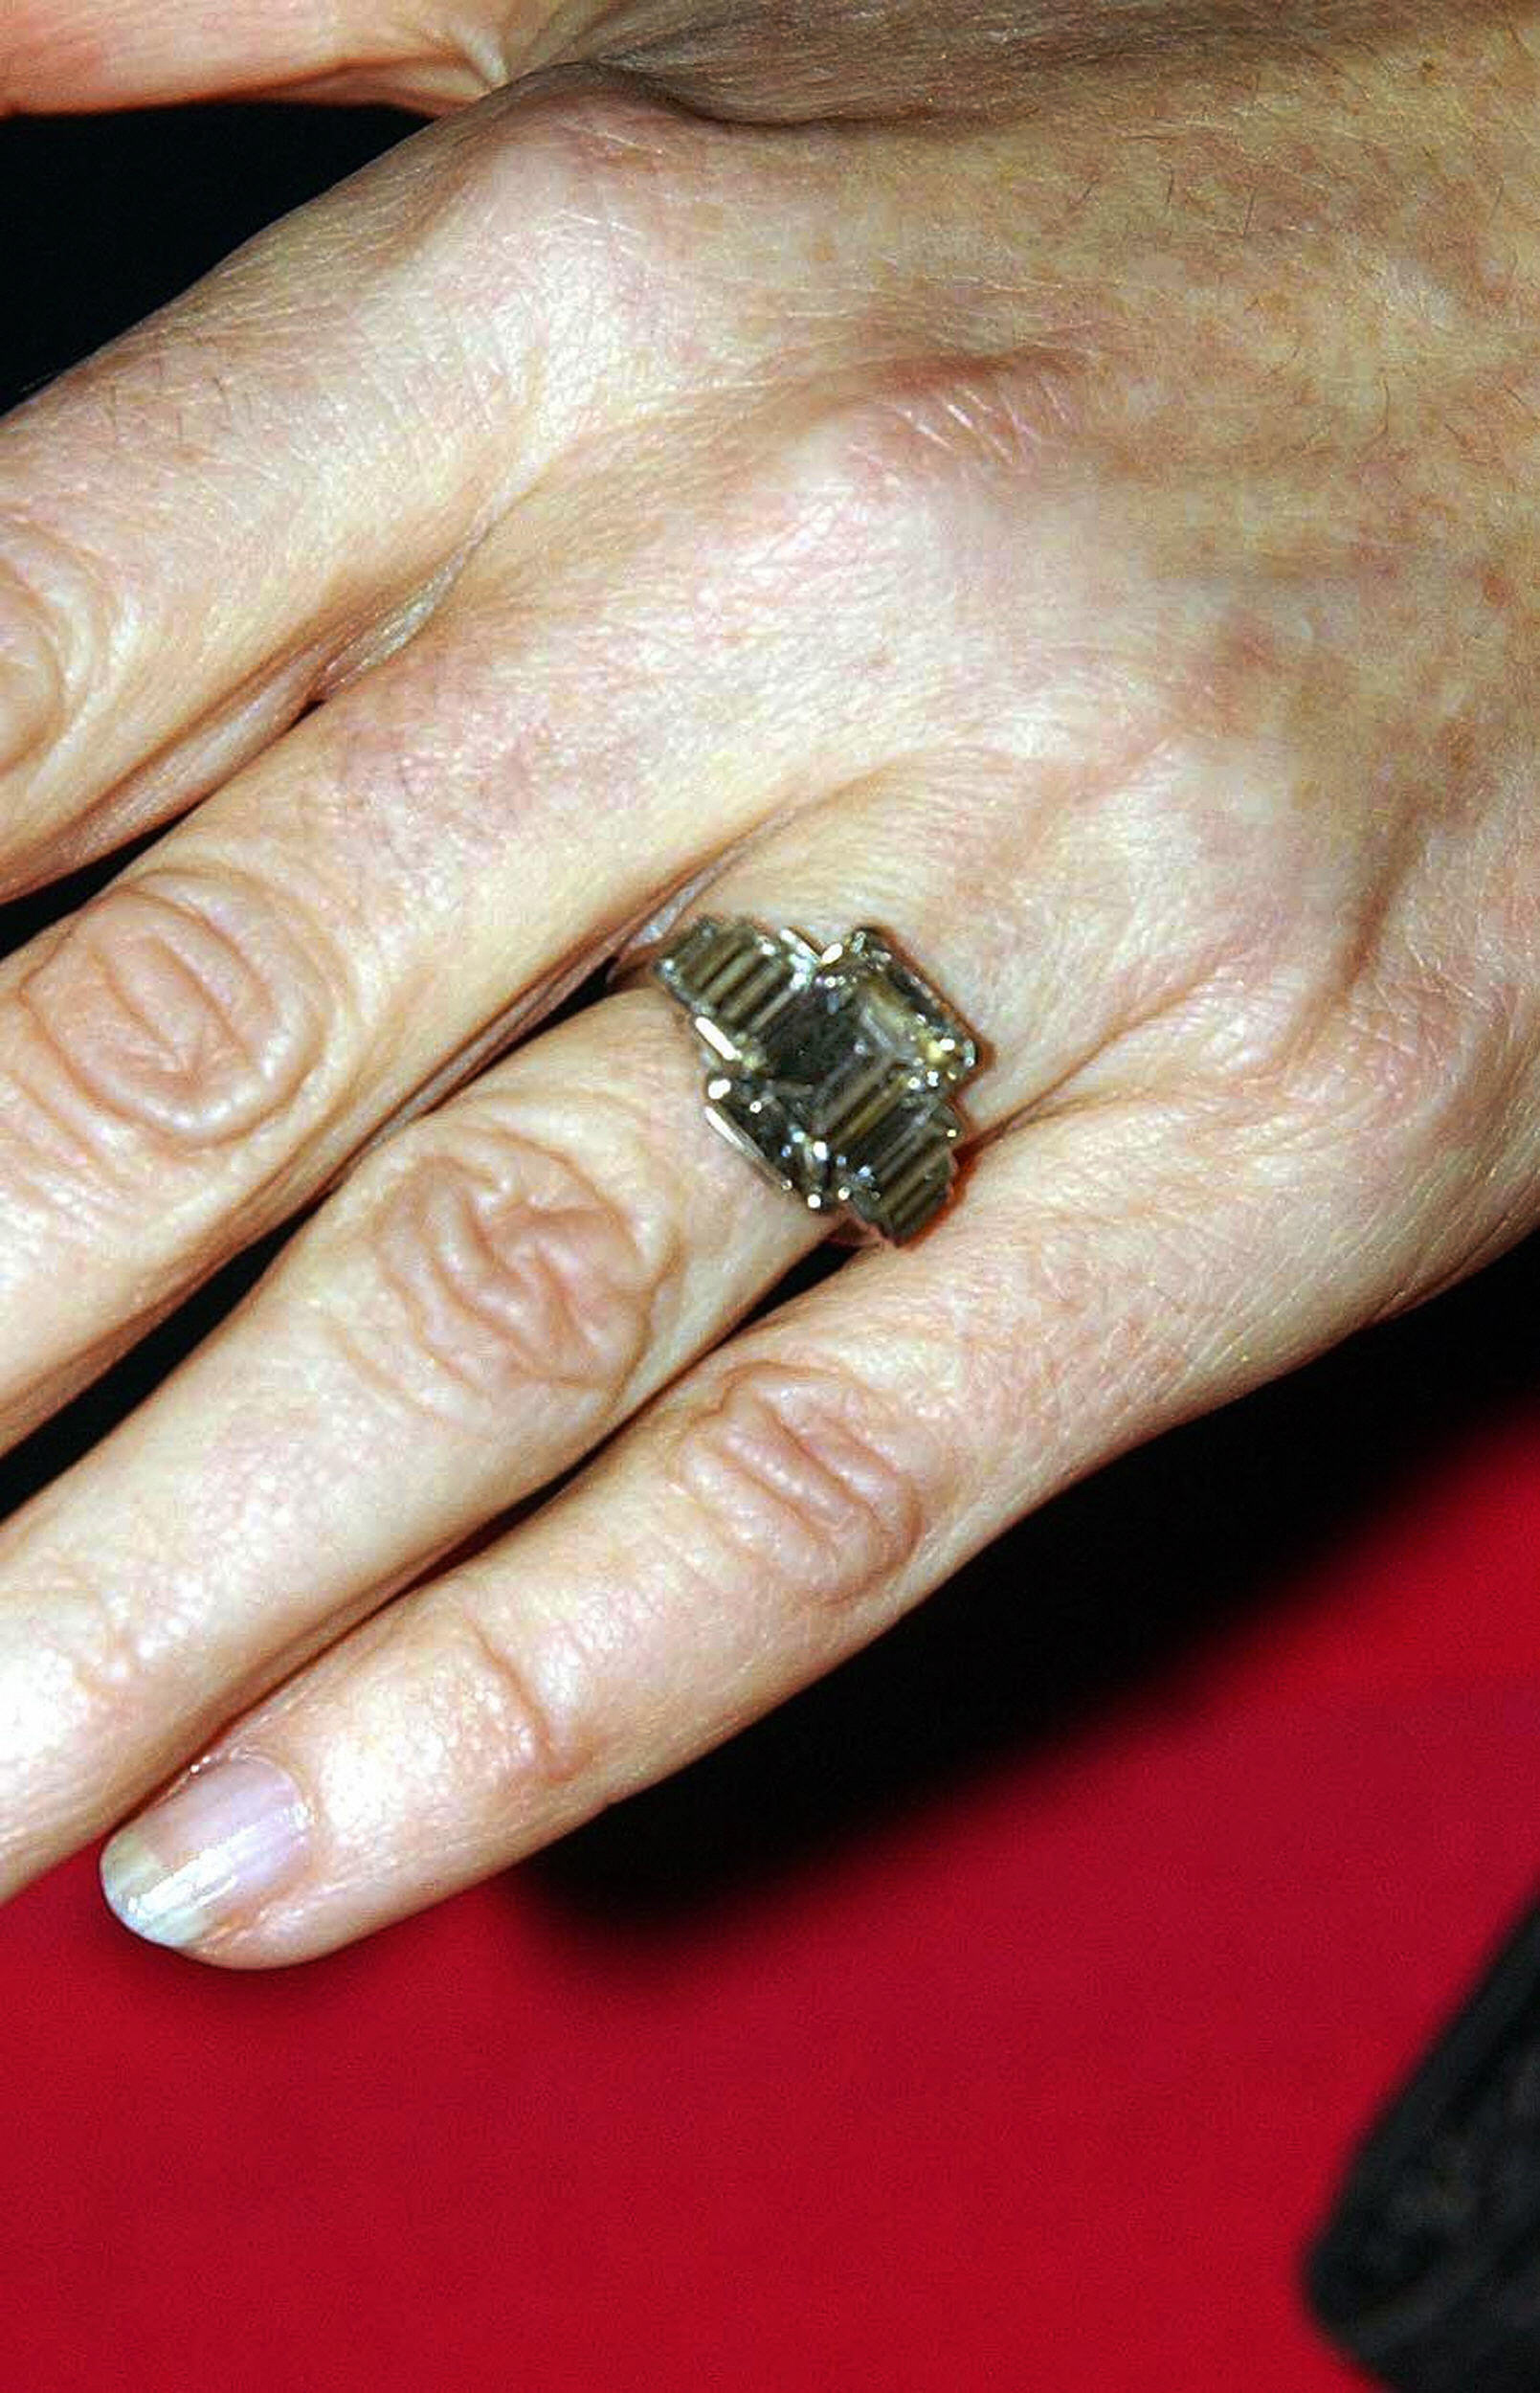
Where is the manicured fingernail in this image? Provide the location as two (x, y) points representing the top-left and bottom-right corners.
(100, 1756), (311, 1952)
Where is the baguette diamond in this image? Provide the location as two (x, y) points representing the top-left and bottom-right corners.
(653, 917), (980, 1242)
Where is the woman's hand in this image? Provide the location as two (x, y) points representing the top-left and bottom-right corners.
(2, 15), (1539, 1964)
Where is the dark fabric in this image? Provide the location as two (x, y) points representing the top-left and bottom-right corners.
(1309, 1895), (1540, 2390)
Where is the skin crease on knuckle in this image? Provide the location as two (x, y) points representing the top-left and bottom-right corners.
(0, 1566), (167, 1867)
(324, 1096), (666, 1433)
(5, 869), (337, 1166)
(0, 869), (352, 1378)
(659, 1355), (941, 1626)
(0, 532), (98, 793)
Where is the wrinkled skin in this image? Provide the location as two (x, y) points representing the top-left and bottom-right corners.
(0, 7), (1538, 1964)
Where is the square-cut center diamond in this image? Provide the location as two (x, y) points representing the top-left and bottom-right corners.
(659, 917), (978, 1241)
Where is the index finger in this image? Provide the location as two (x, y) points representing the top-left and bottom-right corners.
(1, 0), (548, 114)
(0, 76), (725, 894)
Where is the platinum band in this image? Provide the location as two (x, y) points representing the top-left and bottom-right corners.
(651, 916), (981, 1243)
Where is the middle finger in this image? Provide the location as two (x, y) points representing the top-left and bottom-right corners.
(0, 724), (1213, 1892)
(0, 227), (1155, 1451)
(0, 381), (971, 1442)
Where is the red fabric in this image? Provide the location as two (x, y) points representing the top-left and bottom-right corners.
(6, 1364), (1539, 2391)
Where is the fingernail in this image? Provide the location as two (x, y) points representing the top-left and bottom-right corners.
(100, 1756), (311, 1952)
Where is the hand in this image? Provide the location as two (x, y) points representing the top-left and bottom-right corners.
(3, 12), (1538, 1966)
(1, 0), (1461, 114)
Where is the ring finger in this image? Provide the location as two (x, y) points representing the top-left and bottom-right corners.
(0, 272), (1161, 1452)
(0, 734), (1213, 1897)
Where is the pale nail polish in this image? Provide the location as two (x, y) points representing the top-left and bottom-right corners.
(100, 1756), (311, 1952)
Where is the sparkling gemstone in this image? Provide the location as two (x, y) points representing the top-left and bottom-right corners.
(657, 917), (979, 1241)
(834, 928), (979, 1087)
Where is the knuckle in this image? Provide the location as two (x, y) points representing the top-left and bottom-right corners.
(441, 71), (700, 312)
(1286, 952), (1534, 1202)
(666, 1357), (933, 1617)
(428, 1587), (601, 1812)
(0, 518), (116, 787)
(732, 352), (1099, 623)
(343, 1104), (662, 1424)
(0, 1563), (160, 1816)
(500, 68), (701, 178)
(324, 73), (707, 477)
(805, 351), (1094, 515)
(12, 866), (332, 1155)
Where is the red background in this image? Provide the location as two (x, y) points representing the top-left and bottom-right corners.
(5, 1230), (1540, 2393)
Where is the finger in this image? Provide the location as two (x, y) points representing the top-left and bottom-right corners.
(0, 745), (1183, 1890)
(0, 232), (1138, 1451)
(0, 0), (548, 114)
(0, 74), (722, 894)
(0, 0), (1397, 123)
(94, 1062), (1372, 1967)
(0, 80), (1159, 903)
